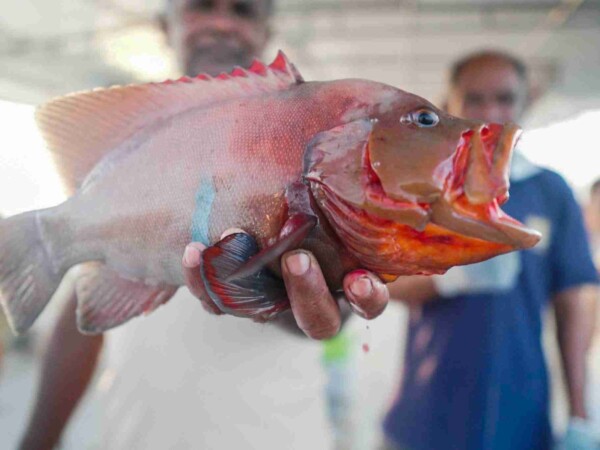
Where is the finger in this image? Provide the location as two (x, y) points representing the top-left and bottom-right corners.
(343, 270), (389, 320)
(281, 250), (341, 340)
(182, 243), (223, 315)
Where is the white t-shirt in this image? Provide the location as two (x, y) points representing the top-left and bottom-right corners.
(92, 289), (331, 450)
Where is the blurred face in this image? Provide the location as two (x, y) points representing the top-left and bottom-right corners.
(447, 58), (528, 124)
(165, 0), (271, 77)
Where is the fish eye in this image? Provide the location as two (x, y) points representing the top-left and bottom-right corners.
(413, 109), (439, 128)
(401, 109), (439, 128)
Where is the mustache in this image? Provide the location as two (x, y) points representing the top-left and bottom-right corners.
(185, 47), (254, 77)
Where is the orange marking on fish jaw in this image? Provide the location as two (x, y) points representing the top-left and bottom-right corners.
(310, 183), (514, 276)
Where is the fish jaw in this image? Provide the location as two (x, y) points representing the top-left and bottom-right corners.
(308, 181), (515, 277)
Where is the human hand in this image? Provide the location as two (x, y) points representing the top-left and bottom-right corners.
(556, 418), (599, 450)
(181, 229), (389, 339)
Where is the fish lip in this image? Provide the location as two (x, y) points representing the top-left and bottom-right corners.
(432, 194), (542, 249)
(421, 121), (539, 249)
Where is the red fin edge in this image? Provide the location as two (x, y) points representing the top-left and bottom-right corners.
(249, 59), (268, 75)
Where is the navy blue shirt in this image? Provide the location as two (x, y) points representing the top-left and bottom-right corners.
(383, 167), (599, 450)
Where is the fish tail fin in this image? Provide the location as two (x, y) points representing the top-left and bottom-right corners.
(0, 211), (63, 334)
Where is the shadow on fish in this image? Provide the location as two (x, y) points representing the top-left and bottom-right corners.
(0, 52), (541, 334)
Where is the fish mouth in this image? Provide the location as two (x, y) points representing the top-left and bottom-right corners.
(429, 194), (541, 249)
(361, 124), (541, 249)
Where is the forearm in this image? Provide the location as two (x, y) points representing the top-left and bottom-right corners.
(554, 284), (599, 419)
(19, 294), (104, 450)
(388, 275), (439, 305)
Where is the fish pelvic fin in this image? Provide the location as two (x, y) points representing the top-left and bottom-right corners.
(36, 51), (303, 193)
(75, 262), (177, 334)
(0, 212), (64, 334)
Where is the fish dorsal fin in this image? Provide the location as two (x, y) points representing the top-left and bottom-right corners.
(36, 51), (303, 192)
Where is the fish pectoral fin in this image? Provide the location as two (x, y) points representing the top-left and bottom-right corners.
(200, 233), (293, 321)
(223, 181), (318, 282)
(75, 262), (177, 334)
(201, 182), (317, 321)
(227, 213), (317, 281)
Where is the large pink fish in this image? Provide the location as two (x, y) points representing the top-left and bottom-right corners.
(0, 52), (540, 334)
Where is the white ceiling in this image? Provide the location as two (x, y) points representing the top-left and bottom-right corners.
(1, 0), (599, 125)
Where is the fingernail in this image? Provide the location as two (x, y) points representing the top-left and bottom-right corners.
(285, 252), (310, 276)
(220, 228), (247, 240)
(183, 245), (201, 268)
(350, 276), (373, 298)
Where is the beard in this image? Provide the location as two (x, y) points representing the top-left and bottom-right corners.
(184, 32), (255, 77)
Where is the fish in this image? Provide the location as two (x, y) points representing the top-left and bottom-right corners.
(0, 51), (541, 334)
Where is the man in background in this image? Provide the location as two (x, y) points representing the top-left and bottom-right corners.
(383, 51), (599, 450)
(18, 1), (388, 449)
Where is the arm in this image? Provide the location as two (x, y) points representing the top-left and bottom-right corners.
(19, 293), (104, 450)
(547, 175), (600, 422)
(553, 284), (598, 419)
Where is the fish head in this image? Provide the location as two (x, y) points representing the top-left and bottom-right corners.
(305, 90), (541, 276)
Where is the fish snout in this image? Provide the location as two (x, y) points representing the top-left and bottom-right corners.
(463, 122), (522, 205)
